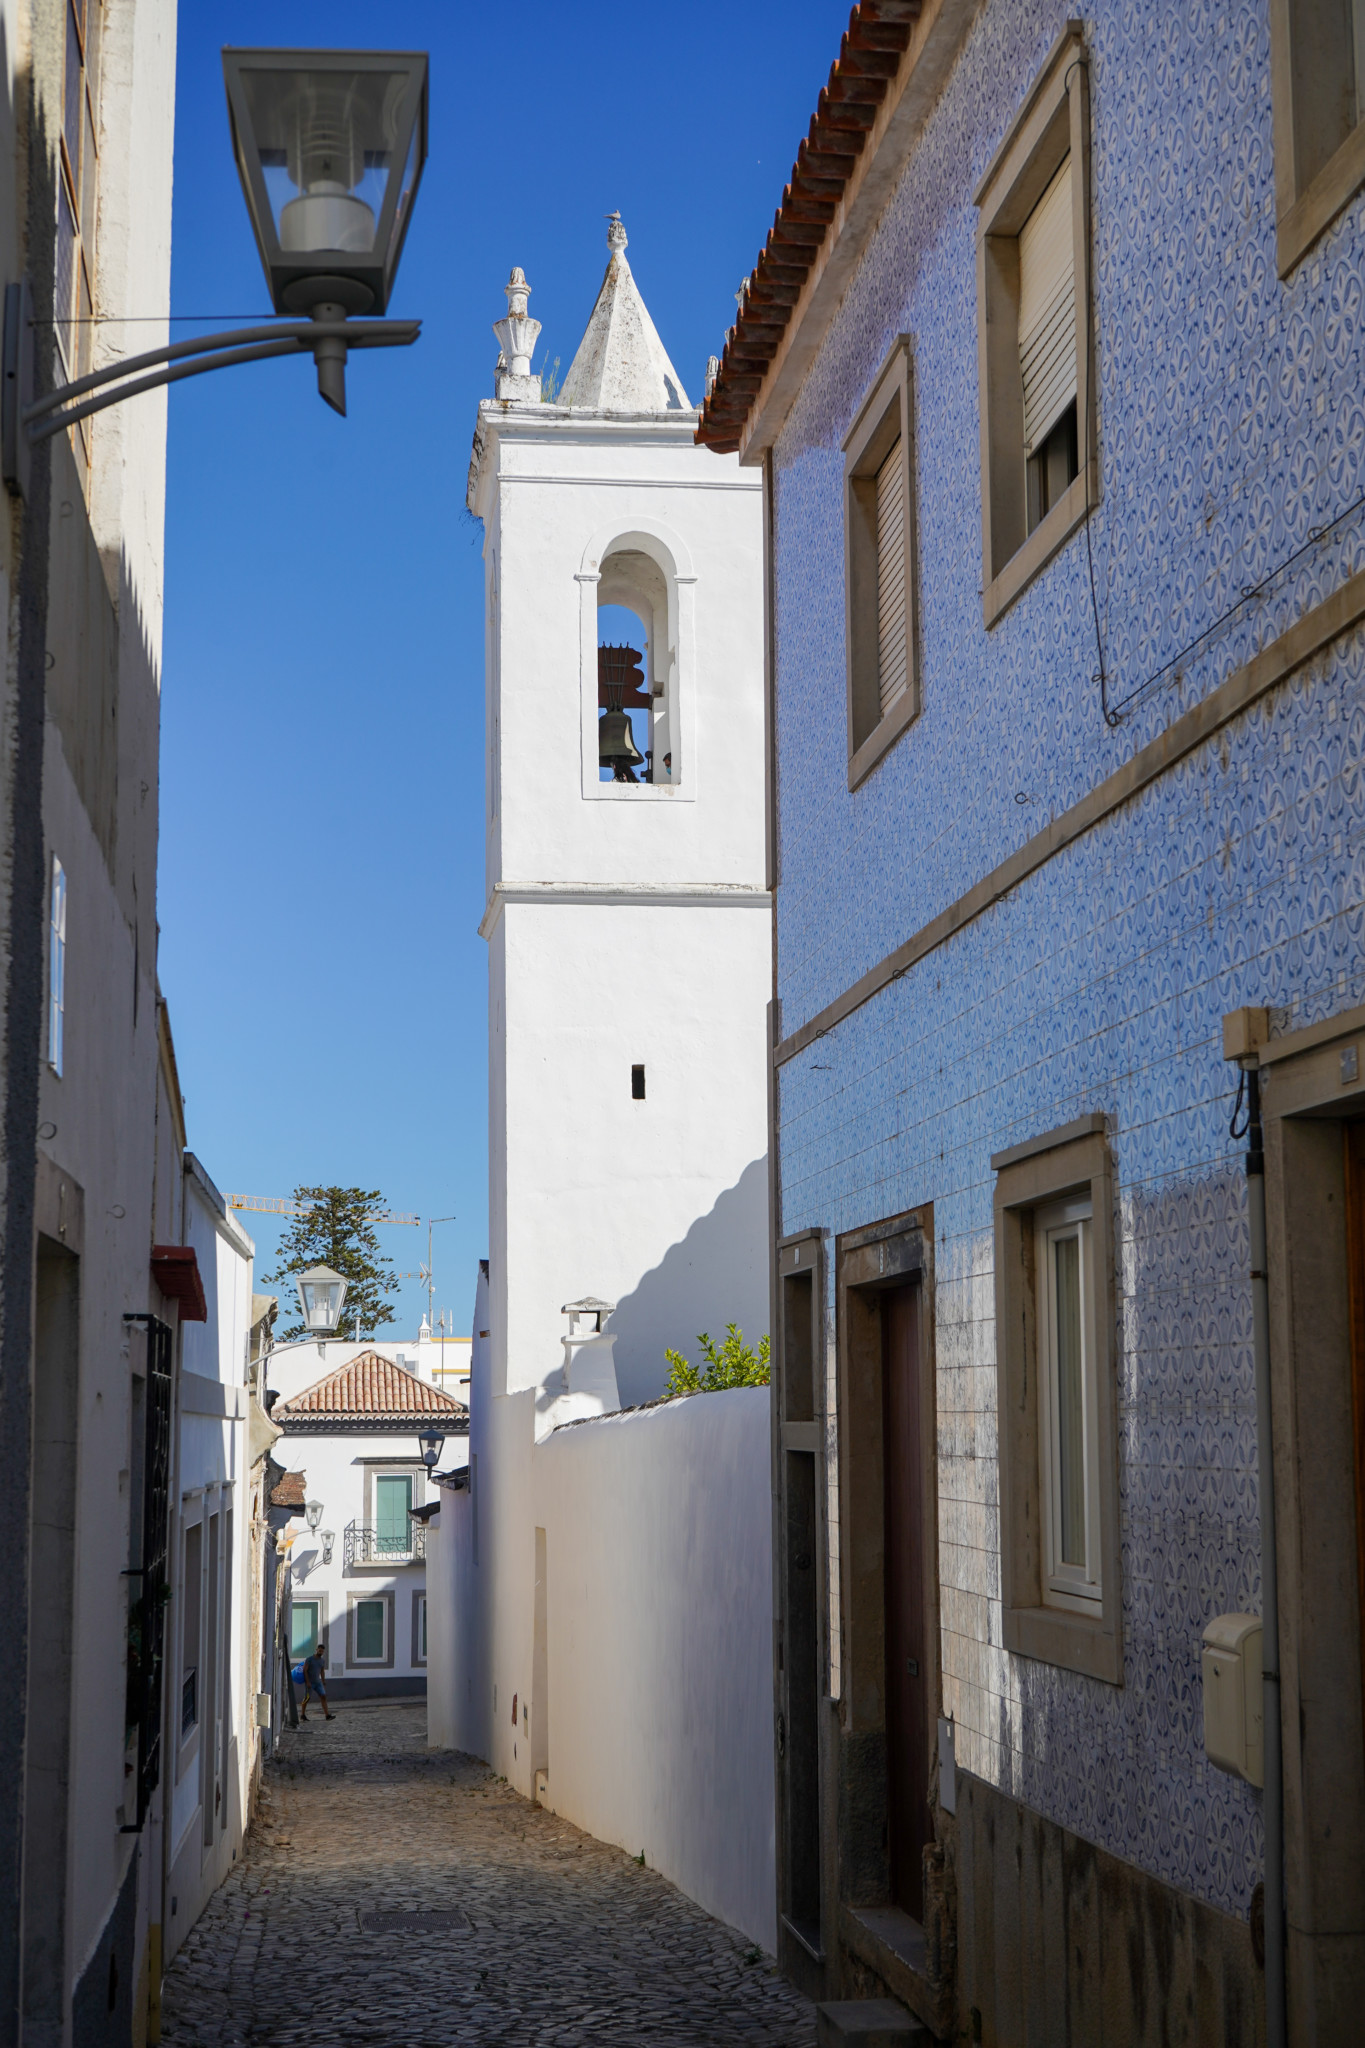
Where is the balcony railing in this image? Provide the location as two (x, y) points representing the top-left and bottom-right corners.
(344, 1520), (426, 1567)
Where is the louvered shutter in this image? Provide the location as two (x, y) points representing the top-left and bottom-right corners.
(875, 436), (908, 717)
(1018, 156), (1076, 456)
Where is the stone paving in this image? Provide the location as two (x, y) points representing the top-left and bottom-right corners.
(160, 1698), (819, 2047)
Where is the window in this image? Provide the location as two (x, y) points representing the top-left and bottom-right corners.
(48, 856), (66, 1076)
(57, 1), (102, 468)
(975, 25), (1093, 627)
(1270, 0), (1365, 273)
(631, 1063), (646, 1100)
(181, 1518), (202, 1741)
(375, 1474), (413, 1556)
(413, 1590), (427, 1666)
(992, 1115), (1121, 1683)
(580, 527), (693, 803)
(1035, 1196), (1101, 1611)
(354, 1598), (386, 1662)
(843, 336), (918, 786)
(290, 1599), (319, 1659)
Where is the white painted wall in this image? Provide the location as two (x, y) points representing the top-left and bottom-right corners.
(430, 1385), (776, 1950)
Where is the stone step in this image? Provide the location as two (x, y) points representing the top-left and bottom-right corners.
(816, 1998), (925, 2047)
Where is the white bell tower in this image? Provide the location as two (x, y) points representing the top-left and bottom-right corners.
(467, 218), (770, 1420)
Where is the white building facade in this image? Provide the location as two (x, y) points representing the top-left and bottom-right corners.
(429, 224), (777, 1948)
(270, 1345), (467, 1702)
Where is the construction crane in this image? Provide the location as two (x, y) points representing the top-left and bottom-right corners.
(224, 1194), (421, 1226)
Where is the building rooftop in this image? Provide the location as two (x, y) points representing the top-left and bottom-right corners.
(274, 1349), (469, 1429)
(558, 214), (692, 414)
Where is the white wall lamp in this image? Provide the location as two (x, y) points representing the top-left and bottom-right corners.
(2, 46), (428, 495)
(305, 1499), (324, 1532)
(417, 1425), (445, 1478)
(320, 1530), (335, 1565)
(296, 1263), (348, 1351)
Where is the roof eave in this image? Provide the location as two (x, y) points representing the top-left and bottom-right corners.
(701, 0), (982, 465)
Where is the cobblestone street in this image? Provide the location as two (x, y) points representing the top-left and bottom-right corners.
(160, 1700), (818, 2047)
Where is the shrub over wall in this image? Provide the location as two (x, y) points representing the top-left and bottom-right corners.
(664, 1324), (769, 1399)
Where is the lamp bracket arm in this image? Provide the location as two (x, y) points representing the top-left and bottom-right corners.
(2, 279), (420, 483)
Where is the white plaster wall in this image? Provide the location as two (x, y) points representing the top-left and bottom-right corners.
(475, 416), (766, 892)
(270, 1427), (436, 1683)
(435, 1384), (775, 1951)
(498, 899), (769, 1407)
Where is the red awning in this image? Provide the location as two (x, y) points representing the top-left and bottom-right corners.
(150, 1244), (207, 1322)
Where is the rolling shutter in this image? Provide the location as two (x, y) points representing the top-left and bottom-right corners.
(875, 436), (908, 717)
(1018, 155), (1076, 456)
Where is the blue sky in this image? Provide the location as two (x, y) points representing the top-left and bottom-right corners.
(158, 2), (837, 1333)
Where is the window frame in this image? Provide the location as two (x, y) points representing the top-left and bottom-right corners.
(842, 335), (919, 788)
(412, 1588), (427, 1667)
(974, 24), (1094, 629)
(1269, 0), (1365, 276)
(1034, 1194), (1103, 1613)
(993, 1116), (1122, 1683)
(347, 1591), (394, 1668)
(290, 1597), (321, 1660)
(48, 854), (66, 1077)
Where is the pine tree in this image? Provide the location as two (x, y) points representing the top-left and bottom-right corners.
(264, 1186), (399, 1339)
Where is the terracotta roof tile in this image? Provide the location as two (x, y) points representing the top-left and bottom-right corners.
(274, 1349), (468, 1423)
(696, 0), (921, 453)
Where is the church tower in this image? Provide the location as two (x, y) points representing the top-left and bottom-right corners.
(467, 219), (770, 1419)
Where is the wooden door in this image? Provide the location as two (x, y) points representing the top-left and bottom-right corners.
(882, 1282), (929, 1919)
(1344, 1123), (1365, 1729)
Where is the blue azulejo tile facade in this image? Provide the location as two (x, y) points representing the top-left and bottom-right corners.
(770, 0), (1365, 1929)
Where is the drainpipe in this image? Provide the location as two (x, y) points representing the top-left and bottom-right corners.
(1245, 1062), (1286, 2048)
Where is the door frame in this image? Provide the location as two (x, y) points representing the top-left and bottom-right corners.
(834, 1207), (940, 1925)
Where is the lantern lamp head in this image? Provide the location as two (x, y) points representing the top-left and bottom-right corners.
(222, 48), (429, 316)
(295, 1263), (348, 1335)
(417, 1424), (445, 1475)
(305, 1499), (324, 1531)
(320, 1530), (335, 1564)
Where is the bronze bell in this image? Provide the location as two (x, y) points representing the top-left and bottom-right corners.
(599, 702), (644, 780)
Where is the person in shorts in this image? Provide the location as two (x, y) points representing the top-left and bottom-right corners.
(299, 1639), (332, 1721)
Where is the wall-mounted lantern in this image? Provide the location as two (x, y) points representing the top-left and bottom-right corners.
(305, 1499), (324, 1532)
(417, 1424), (445, 1477)
(296, 1263), (348, 1339)
(2, 46), (428, 492)
(222, 48), (428, 409)
(320, 1530), (336, 1565)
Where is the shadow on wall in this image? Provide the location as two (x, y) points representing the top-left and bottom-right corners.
(606, 1156), (768, 1407)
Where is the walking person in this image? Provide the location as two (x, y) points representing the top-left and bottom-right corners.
(299, 1637), (333, 1721)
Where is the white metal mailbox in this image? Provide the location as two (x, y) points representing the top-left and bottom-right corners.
(1201, 1612), (1263, 1787)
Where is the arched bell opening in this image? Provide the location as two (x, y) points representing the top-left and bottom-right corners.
(596, 546), (672, 786)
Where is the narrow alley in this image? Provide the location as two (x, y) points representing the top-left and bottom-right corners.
(159, 1703), (819, 2048)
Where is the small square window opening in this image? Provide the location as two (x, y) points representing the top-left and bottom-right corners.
(632, 1064), (646, 1100)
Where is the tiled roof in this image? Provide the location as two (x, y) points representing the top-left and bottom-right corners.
(695, 0), (921, 453)
(270, 1471), (307, 1510)
(274, 1349), (468, 1422)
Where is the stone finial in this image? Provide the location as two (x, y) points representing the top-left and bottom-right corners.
(492, 263), (541, 401)
(705, 355), (720, 397)
(605, 211), (628, 254)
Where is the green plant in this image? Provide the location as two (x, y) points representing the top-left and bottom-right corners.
(539, 352), (562, 402)
(664, 1324), (770, 1398)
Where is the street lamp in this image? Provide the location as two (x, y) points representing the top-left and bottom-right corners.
(223, 48), (428, 411)
(305, 1499), (324, 1532)
(2, 46), (428, 488)
(320, 1530), (335, 1565)
(296, 1263), (348, 1339)
(417, 1425), (445, 1478)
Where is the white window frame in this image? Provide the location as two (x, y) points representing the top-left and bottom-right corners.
(48, 856), (66, 1076)
(1035, 1195), (1102, 1612)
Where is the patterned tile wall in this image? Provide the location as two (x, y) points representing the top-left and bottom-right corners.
(771, 0), (1365, 1920)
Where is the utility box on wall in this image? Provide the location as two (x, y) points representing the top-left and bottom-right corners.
(1201, 1613), (1263, 1787)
